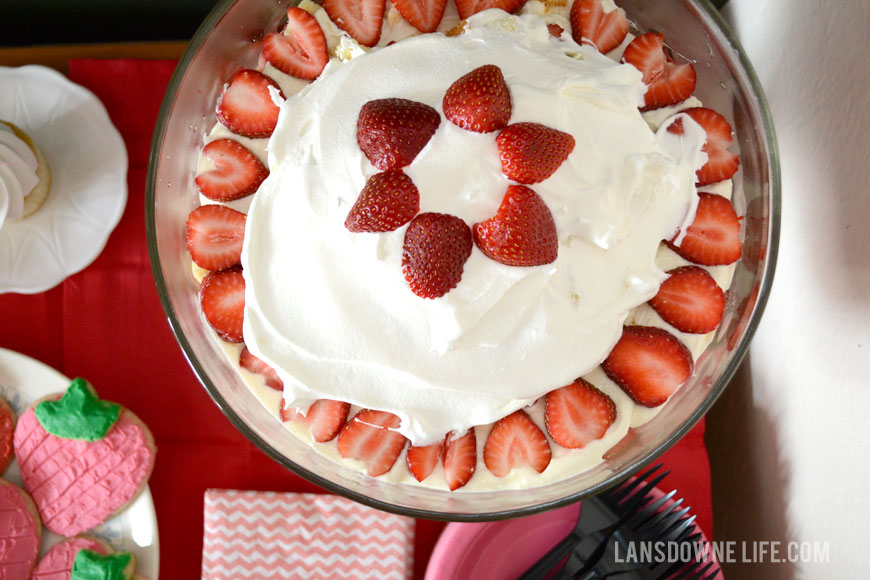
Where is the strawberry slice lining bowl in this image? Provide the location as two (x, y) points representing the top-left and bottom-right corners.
(146, 0), (779, 520)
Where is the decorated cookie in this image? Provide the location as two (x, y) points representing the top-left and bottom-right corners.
(13, 378), (157, 537)
(0, 394), (16, 473)
(0, 479), (42, 579)
(31, 536), (127, 580)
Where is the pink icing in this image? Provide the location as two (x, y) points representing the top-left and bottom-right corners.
(0, 482), (41, 579)
(13, 407), (155, 537)
(31, 537), (110, 580)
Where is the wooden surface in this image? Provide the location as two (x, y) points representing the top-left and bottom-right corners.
(0, 41), (188, 73)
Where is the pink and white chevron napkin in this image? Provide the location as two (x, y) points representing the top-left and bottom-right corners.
(202, 490), (415, 580)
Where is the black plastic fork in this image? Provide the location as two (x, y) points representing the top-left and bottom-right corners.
(519, 464), (669, 580)
(558, 495), (704, 580)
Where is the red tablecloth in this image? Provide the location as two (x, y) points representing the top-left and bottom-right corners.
(0, 59), (713, 580)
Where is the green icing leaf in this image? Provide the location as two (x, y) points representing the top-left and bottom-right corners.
(71, 550), (132, 580)
(34, 378), (121, 441)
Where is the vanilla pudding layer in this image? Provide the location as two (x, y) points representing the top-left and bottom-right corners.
(240, 11), (709, 445)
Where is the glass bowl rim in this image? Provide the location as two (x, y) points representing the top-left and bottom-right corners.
(145, 0), (781, 522)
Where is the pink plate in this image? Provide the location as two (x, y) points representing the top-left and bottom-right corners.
(425, 487), (721, 580)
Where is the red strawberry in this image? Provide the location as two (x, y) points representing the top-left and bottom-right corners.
(454, 0), (525, 21)
(649, 266), (725, 334)
(622, 32), (696, 111)
(279, 399), (351, 442)
(668, 192), (742, 266)
(406, 439), (444, 482)
(569, 0), (629, 54)
(337, 409), (407, 476)
(393, 0), (448, 33)
(279, 399), (300, 422)
(402, 213), (473, 299)
(357, 98), (441, 170)
(305, 399), (352, 442)
(601, 326), (694, 407)
(545, 379), (616, 449)
(483, 410), (551, 477)
(216, 69), (283, 139)
(473, 185), (558, 266)
(239, 346), (283, 390)
(345, 170), (420, 232)
(263, 7), (329, 80)
(443, 64), (512, 134)
(496, 122), (575, 184)
(322, 0), (386, 47)
(667, 107), (739, 185)
(443, 429), (477, 490)
(186, 204), (246, 271)
(200, 267), (245, 343)
(195, 139), (268, 202)
(547, 23), (565, 38)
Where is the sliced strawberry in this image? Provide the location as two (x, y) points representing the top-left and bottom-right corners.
(547, 23), (565, 38)
(545, 379), (616, 449)
(280, 398), (300, 422)
(402, 212), (473, 299)
(357, 98), (441, 170)
(668, 192), (742, 266)
(443, 429), (477, 490)
(622, 32), (696, 111)
(569, 0), (629, 54)
(496, 122), (576, 184)
(394, 0), (447, 33)
(649, 266), (725, 334)
(406, 439), (444, 482)
(345, 170), (420, 232)
(200, 267), (245, 343)
(306, 399), (352, 442)
(473, 185), (558, 266)
(667, 107), (739, 185)
(195, 139), (268, 202)
(454, 0), (525, 20)
(216, 69), (283, 139)
(281, 400), (352, 442)
(186, 204), (246, 271)
(483, 410), (551, 477)
(442, 64), (512, 134)
(601, 326), (694, 407)
(239, 346), (283, 390)
(322, 0), (386, 47)
(263, 7), (329, 80)
(337, 409), (407, 476)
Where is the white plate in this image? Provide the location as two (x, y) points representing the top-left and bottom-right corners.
(0, 65), (128, 294)
(0, 347), (159, 579)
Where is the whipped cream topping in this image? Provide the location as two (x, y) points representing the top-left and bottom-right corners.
(0, 123), (39, 231)
(241, 12), (707, 445)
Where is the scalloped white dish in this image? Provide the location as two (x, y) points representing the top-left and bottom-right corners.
(0, 65), (127, 294)
(0, 347), (159, 579)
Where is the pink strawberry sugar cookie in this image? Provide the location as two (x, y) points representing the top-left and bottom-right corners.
(0, 394), (16, 473)
(0, 479), (42, 579)
(32, 537), (136, 580)
(13, 378), (156, 537)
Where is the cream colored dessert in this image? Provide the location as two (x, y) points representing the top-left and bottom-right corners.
(244, 11), (707, 444)
(194, 2), (739, 491)
(0, 121), (51, 231)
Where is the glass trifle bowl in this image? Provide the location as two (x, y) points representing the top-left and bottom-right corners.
(146, 0), (779, 520)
